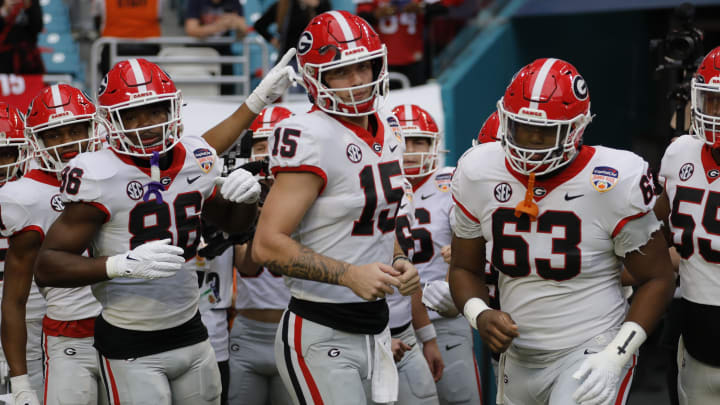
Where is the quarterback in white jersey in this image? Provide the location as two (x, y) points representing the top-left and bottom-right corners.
(252, 11), (420, 405)
(393, 103), (482, 405)
(32, 58), (268, 405)
(655, 46), (720, 404)
(0, 103), (47, 403)
(450, 58), (675, 405)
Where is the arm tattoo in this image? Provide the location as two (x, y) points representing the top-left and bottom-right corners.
(261, 246), (350, 285)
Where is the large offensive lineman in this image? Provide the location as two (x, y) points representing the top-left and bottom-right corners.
(31, 57), (291, 404)
(393, 103), (483, 405)
(655, 45), (720, 404)
(2, 85), (106, 405)
(252, 11), (420, 405)
(0, 103), (46, 403)
(449, 58), (675, 405)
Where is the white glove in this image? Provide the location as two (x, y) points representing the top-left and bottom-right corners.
(422, 280), (459, 317)
(106, 239), (185, 280)
(572, 322), (647, 405)
(10, 375), (39, 405)
(245, 48), (298, 114)
(214, 168), (261, 204)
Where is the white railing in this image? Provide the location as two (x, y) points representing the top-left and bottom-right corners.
(89, 36), (270, 101)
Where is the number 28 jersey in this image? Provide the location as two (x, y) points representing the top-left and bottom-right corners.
(269, 108), (405, 304)
(62, 135), (220, 331)
(452, 143), (661, 351)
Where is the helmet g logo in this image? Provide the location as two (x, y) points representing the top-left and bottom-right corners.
(572, 76), (588, 100)
(298, 32), (313, 55)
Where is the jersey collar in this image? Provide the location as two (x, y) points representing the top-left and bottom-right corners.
(505, 146), (596, 202)
(313, 106), (385, 156)
(25, 169), (61, 187)
(111, 143), (187, 185)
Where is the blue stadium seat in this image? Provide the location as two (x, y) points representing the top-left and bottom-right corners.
(38, 32), (78, 54)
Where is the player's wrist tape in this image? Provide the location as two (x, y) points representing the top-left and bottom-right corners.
(601, 321), (647, 368)
(415, 324), (437, 343)
(392, 255), (410, 266)
(463, 297), (490, 330)
(245, 93), (266, 115)
(105, 255), (124, 279)
(10, 374), (31, 392)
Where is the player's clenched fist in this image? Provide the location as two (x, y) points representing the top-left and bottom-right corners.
(476, 309), (519, 353)
(341, 263), (402, 300)
(392, 258), (420, 296)
(106, 239), (185, 280)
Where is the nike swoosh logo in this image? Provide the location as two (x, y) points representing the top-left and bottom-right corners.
(400, 204), (407, 209)
(583, 349), (597, 355)
(187, 176), (201, 184)
(446, 343), (462, 351)
(126, 254), (138, 261)
(421, 193), (435, 200)
(564, 193), (584, 201)
(389, 145), (398, 153)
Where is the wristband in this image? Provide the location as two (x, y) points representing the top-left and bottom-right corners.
(463, 297), (490, 330)
(602, 321), (647, 368)
(415, 324), (437, 343)
(392, 255), (410, 266)
(10, 374), (31, 392)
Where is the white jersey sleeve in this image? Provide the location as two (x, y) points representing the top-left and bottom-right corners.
(451, 148), (484, 239)
(268, 117), (327, 188)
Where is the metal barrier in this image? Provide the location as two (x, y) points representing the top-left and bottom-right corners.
(89, 36), (270, 100)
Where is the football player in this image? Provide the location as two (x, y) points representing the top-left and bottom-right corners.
(31, 58), (268, 404)
(450, 58), (675, 405)
(251, 11), (421, 405)
(229, 105), (294, 405)
(1, 85), (106, 405)
(655, 45), (720, 405)
(393, 103), (482, 405)
(0, 103), (46, 404)
(390, 172), (442, 405)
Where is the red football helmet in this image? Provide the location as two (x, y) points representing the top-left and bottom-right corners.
(249, 106), (293, 161)
(497, 58), (592, 176)
(297, 11), (388, 116)
(25, 84), (102, 172)
(692, 46), (720, 147)
(0, 103), (30, 185)
(474, 111), (500, 146)
(392, 104), (441, 178)
(97, 58), (182, 157)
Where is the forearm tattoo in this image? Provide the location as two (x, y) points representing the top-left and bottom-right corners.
(262, 246), (350, 285)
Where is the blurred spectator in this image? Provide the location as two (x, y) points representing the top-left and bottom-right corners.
(0, 0), (44, 74)
(357, 0), (447, 87)
(253, 0), (330, 60)
(184, 0), (248, 95)
(97, 0), (163, 75)
(64, 0), (97, 41)
(184, 0), (248, 38)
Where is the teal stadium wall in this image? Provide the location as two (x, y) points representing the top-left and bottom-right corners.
(438, 1), (656, 165)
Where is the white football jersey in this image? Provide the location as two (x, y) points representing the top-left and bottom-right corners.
(235, 264), (291, 310)
(660, 135), (720, 306)
(269, 108), (406, 303)
(402, 167), (455, 321)
(0, 171), (99, 321)
(195, 248), (234, 310)
(387, 179), (416, 329)
(452, 143), (660, 351)
(62, 135), (221, 331)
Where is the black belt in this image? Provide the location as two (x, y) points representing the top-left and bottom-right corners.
(390, 321), (412, 337)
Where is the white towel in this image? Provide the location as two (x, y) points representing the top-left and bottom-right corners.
(371, 327), (399, 403)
